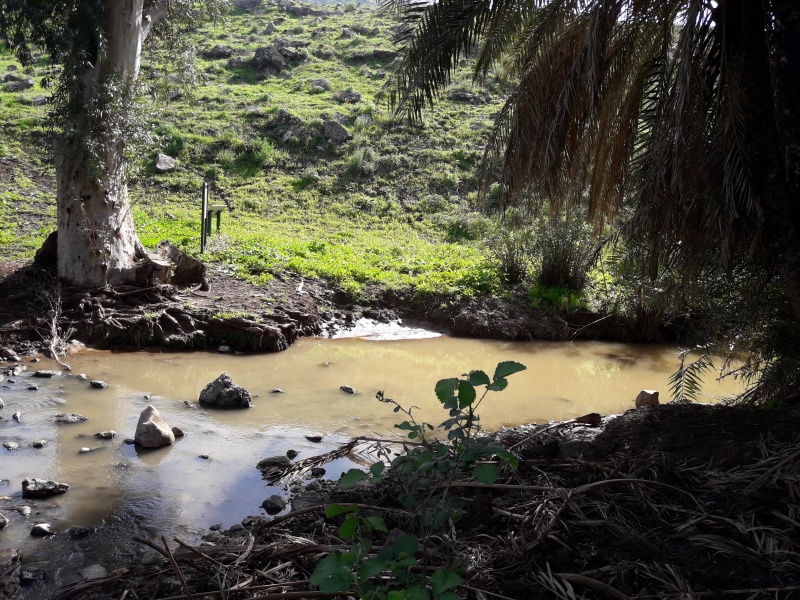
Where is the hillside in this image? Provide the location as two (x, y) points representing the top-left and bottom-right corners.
(0, 0), (512, 301)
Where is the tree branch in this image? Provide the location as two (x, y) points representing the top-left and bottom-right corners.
(142, 0), (169, 41)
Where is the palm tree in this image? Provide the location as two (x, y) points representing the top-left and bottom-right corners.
(386, 0), (800, 401)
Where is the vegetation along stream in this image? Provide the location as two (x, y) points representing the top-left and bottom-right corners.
(1, 324), (743, 596)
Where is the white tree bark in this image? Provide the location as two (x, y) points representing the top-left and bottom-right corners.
(55, 0), (169, 287)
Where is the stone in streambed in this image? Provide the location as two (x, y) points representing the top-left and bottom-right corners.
(89, 380), (108, 389)
(0, 513), (8, 529)
(3, 442), (19, 451)
(22, 478), (69, 499)
(94, 431), (116, 439)
(134, 406), (175, 448)
(634, 389), (660, 408)
(340, 385), (356, 394)
(55, 413), (88, 423)
(261, 494), (287, 513)
(32, 440), (47, 448)
(198, 373), (252, 408)
(33, 370), (59, 378)
(30, 523), (54, 537)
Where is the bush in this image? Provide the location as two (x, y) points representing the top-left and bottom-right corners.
(485, 208), (536, 285)
(534, 211), (597, 292)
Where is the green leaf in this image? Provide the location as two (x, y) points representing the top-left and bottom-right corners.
(430, 569), (463, 595)
(473, 463), (500, 484)
(325, 503), (360, 518)
(358, 558), (386, 581)
(493, 361), (527, 380)
(339, 469), (368, 488)
(364, 515), (388, 532)
(370, 462), (385, 478)
(339, 514), (359, 540)
(310, 552), (353, 593)
(388, 586), (430, 600)
(467, 370), (491, 386)
(435, 593), (460, 600)
(390, 533), (419, 558)
(457, 380), (476, 407)
(434, 378), (459, 404)
(486, 377), (508, 392)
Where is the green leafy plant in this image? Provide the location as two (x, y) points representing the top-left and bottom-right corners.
(311, 361), (525, 599)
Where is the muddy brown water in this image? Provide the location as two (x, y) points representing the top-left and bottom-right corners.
(0, 324), (744, 596)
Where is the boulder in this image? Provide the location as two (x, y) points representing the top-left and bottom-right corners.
(257, 456), (291, 471)
(0, 347), (19, 361)
(333, 90), (361, 104)
(22, 478), (69, 499)
(634, 389), (660, 409)
(4, 78), (33, 92)
(134, 405), (175, 448)
(310, 78), (331, 91)
(55, 413), (88, 423)
(0, 513), (7, 529)
(305, 433), (323, 442)
(203, 44), (234, 59)
(32, 440), (47, 448)
(156, 240), (208, 286)
(372, 49), (397, 61)
(266, 22), (277, 33)
(155, 153), (177, 172)
(3, 442), (19, 451)
(89, 380), (108, 389)
(33, 370), (60, 378)
(94, 431), (116, 439)
(322, 120), (352, 144)
(199, 373), (252, 408)
(261, 494), (287, 513)
(29, 523), (53, 537)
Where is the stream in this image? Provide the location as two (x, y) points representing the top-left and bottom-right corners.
(0, 322), (744, 597)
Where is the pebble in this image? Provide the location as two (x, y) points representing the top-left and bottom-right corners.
(30, 523), (54, 537)
(77, 374), (88, 381)
(261, 494), (287, 513)
(228, 523), (244, 533)
(89, 380), (108, 389)
(171, 426), (185, 437)
(18, 506), (31, 516)
(27, 385), (39, 391)
(0, 398), (3, 408)
(33, 370), (59, 378)
(79, 447), (103, 454)
(0, 513), (7, 529)
(55, 413), (88, 423)
(94, 431), (117, 439)
(218, 345), (231, 353)
(30, 357), (40, 363)
(199, 454), (210, 459)
(12, 411), (20, 422)
(123, 438), (135, 445)
(50, 397), (66, 405)
(286, 449), (299, 459)
(310, 467), (326, 477)
(340, 385), (356, 394)
(3, 441), (19, 451)
(144, 394), (151, 400)
(305, 433), (324, 443)
(271, 388), (285, 394)
(19, 568), (46, 585)
(32, 440), (47, 448)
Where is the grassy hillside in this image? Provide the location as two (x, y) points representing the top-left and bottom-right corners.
(0, 0), (529, 302)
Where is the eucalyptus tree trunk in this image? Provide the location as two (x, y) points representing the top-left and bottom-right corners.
(55, 0), (168, 288)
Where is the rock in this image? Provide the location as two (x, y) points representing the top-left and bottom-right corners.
(33, 370), (59, 378)
(3, 78), (33, 92)
(30, 523), (54, 537)
(94, 431), (117, 439)
(19, 567), (46, 584)
(77, 373), (88, 381)
(27, 385), (38, 391)
(257, 456), (291, 471)
(203, 44), (234, 59)
(155, 153), (177, 172)
(333, 90), (361, 104)
(310, 467), (326, 477)
(171, 426), (185, 437)
(261, 494), (287, 513)
(271, 388), (285, 394)
(156, 240), (209, 286)
(18, 506), (30, 516)
(310, 78), (331, 90)
(55, 413), (88, 423)
(22, 478), (69, 499)
(12, 411), (20, 423)
(0, 513), (7, 529)
(3, 442), (19, 451)
(199, 373), (252, 408)
(266, 22), (277, 33)
(340, 385), (356, 394)
(0, 399), (3, 408)
(305, 433), (323, 442)
(123, 438), (135, 445)
(79, 447), (101, 454)
(634, 390), (660, 409)
(372, 49), (397, 61)
(252, 45), (287, 73)
(134, 405), (175, 448)
(322, 120), (352, 144)
(66, 525), (95, 538)
(199, 454), (209, 459)
(217, 345), (231, 353)
(340, 27), (354, 38)
(241, 515), (265, 527)
(0, 347), (20, 361)
(227, 523), (244, 533)
(32, 440), (47, 448)
(50, 397), (66, 405)
(89, 380), (108, 389)
(286, 449), (299, 459)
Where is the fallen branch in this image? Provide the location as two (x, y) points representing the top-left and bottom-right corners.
(161, 535), (194, 600)
(557, 574), (631, 600)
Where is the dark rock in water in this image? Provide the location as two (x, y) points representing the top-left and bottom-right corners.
(171, 426), (185, 437)
(305, 433), (323, 442)
(27, 385), (38, 391)
(12, 411), (20, 423)
(310, 467), (326, 477)
(340, 385), (356, 394)
(0, 513), (8, 529)
(22, 478), (69, 499)
(29, 523), (54, 537)
(286, 449), (299, 459)
(261, 494), (287, 513)
(55, 413), (88, 424)
(199, 454), (209, 459)
(241, 515), (265, 527)
(271, 388), (285, 394)
(227, 523), (244, 533)
(3, 441), (19, 451)
(94, 430), (117, 439)
(0, 399), (4, 408)
(89, 380), (108, 389)
(32, 440), (47, 448)
(19, 567), (46, 584)
(199, 373), (252, 408)
(66, 525), (95, 538)
(257, 456), (291, 471)
(123, 438), (135, 445)
(33, 370), (59, 378)
(134, 405), (175, 448)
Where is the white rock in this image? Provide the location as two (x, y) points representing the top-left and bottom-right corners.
(155, 153), (177, 172)
(134, 405), (175, 448)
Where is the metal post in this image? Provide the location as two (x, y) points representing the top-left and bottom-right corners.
(200, 181), (209, 253)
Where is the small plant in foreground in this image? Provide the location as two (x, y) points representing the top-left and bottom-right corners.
(311, 361), (525, 599)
